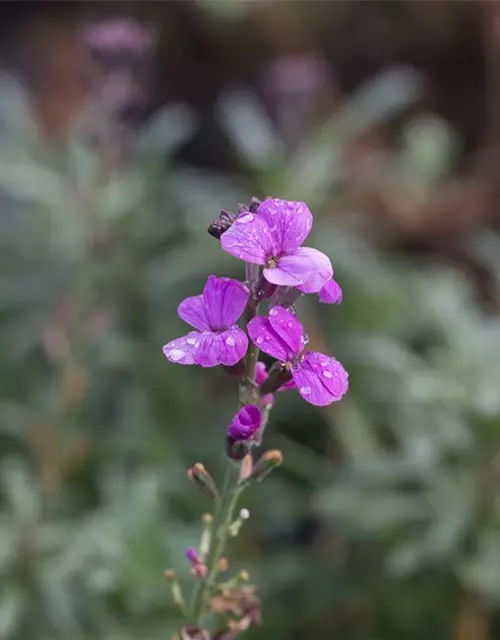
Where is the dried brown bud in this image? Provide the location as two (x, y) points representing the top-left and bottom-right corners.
(208, 209), (236, 239)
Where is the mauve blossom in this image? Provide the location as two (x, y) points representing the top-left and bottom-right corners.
(248, 307), (348, 406)
(220, 199), (332, 292)
(185, 547), (199, 564)
(83, 18), (154, 58)
(228, 405), (262, 441)
(163, 275), (249, 368)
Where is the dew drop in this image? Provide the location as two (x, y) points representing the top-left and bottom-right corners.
(323, 371), (333, 378)
(287, 322), (293, 328)
(186, 337), (197, 345)
(226, 336), (236, 347)
(256, 336), (264, 345)
(239, 213), (254, 223)
(300, 385), (311, 395)
(320, 361), (328, 367)
(269, 308), (278, 316)
(169, 348), (185, 361)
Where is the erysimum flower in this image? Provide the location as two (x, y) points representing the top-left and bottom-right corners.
(228, 405), (262, 440)
(163, 275), (249, 367)
(248, 306), (348, 406)
(221, 198), (332, 291)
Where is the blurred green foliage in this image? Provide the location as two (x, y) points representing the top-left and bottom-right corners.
(1, 31), (500, 640)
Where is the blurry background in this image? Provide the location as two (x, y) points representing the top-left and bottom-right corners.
(2, 1), (500, 639)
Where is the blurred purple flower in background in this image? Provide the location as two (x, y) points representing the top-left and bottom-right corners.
(83, 18), (155, 61)
(163, 275), (249, 368)
(248, 306), (348, 406)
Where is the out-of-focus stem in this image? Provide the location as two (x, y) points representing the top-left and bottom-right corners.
(190, 462), (243, 627)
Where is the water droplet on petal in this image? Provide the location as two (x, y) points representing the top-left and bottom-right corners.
(269, 308), (278, 316)
(287, 322), (292, 328)
(323, 371), (333, 378)
(169, 348), (185, 361)
(187, 337), (197, 345)
(256, 336), (264, 345)
(320, 361), (328, 367)
(226, 336), (236, 347)
(300, 385), (311, 395)
(239, 213), (254, 223)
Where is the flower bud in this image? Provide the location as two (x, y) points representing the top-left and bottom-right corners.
(187, 463), (219, 501)
(228, 405), (261, 441)
(250, 450), (283, 482)
(225, 435), (250, 461)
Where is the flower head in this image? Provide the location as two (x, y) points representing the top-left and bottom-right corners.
(248, 306), (348, 406)
(228, 405), (262, 441)
(221, 199), (332, 292)
(163, 275), (249, 367)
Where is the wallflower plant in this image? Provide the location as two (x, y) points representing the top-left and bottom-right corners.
(163, 198), (348, 640)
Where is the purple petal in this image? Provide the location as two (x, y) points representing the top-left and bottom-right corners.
(177, 295), (211, 331)
(193, 327), (248, 367)
(292, 248), (333, 292)
(318, 278), (343, 304)
(216, 326), (248, 366)
(247, 316), (294, 361)
(202, 275), (249, 330)
(268, 306), (304, 357)
(220, 213), (276, 264)
(292, 351), (348, 406)
(163, 331), (200, 365)
(264, 247), (332, 288)
(228, 404), (262, 440)
(258, 199), (312, 253)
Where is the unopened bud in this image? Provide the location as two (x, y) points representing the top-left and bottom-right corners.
(187, 463), (219, 501)
(217, 557), (229, 572)
(229, 508), (251, 537)
(225, 435), (250, 461)
(199, 513), (213, 559)
(250, 450), (283, 482)
(164, 569), (187, 615)
(240, 455), (253, 482)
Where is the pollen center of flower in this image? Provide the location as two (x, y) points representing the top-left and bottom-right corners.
(266, 256), (278, 269)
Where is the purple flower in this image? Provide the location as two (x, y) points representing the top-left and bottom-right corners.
(248, 306), (348, 406)
(83, 19), (154, 58)
(163, 275), (249, 368)
(228, 405), (262, 441)
(255, 361), (295, 406)
(220, 199), (332, 292)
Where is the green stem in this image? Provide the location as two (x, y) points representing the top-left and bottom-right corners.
(190, 462), (243, 627)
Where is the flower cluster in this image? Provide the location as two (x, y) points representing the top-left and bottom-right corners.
(163, 198), (348, 639)
(164, 197), (348, 418)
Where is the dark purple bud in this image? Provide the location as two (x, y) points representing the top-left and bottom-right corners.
(225, 436), (251, 461)
(228, 405), (261, 441)
(208, 209), (236, 240)
(185, 547), (199, 564)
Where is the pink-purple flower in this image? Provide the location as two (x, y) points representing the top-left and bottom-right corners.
(221, 199), (332, 292)
(248, 306), (348, 406)
(228, 405), (262, 441)
(163, 275), (249, 368)
(318, 278), (343, 304)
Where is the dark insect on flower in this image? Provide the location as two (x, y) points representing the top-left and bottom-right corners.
(208, 210), (236, 240)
